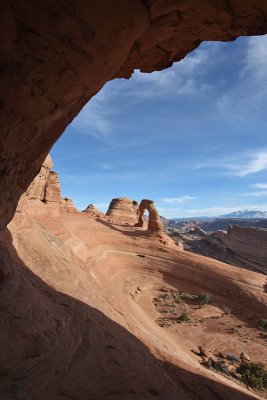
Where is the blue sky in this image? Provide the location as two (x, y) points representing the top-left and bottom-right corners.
(51, 35), (267, 218)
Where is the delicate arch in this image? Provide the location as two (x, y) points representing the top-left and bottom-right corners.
(137, 199), (163, 232)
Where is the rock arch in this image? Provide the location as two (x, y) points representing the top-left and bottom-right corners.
(1, 1), (267, 228)
(137, 199), (163, 232)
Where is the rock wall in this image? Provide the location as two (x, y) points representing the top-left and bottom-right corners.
(106, 198), (138, 223)
(2, 1), (267, 227)
(221, 225), (267, 273)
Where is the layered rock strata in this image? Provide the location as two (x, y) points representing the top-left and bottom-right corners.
(221, 225), (267, 274)
(106, 198), (138, 223)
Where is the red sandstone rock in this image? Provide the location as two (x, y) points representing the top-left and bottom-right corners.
(44, 171), (61, 203)
(106, 198), (138, 223)
(61, 197), (78, 213)
(83, 204), (105, 218)
(137, 199), (163, 232)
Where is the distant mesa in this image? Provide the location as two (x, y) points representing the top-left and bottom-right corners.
(106, 197), (139, 223)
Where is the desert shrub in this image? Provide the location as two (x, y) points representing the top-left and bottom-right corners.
(197, 293), (210, 306)
(178, 312), (190, 322)
(236, 362), (267, 390)
(259, 319), (267, 330)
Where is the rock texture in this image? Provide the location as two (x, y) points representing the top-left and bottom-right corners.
(44, 171), (61, 203)
(167, 224), (267, 275)
(83, 204), (105, 218)
(17, 154), (78, 215)
(106, 198), (138, 223)
(2, 1), (267, 227)
(61, 197), (78, 213)
(2, 187), (266, 400)
(137, 199), (163, 232)
(221, 225), (267, 274)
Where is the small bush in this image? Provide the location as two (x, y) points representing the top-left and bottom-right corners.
(259, 319), (267, 330)
(197, 293), (210, 306)
(178, 312), (190, 322)
(236, 362), (267, 390)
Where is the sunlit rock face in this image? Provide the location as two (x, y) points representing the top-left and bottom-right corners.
(83, 204), (105, 218)
(106, 198), (139, 223)
(2, 1), (267, 227)
(137, 199), (164, 232)
(16, 155), (77, 215)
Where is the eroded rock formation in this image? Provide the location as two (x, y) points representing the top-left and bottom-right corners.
(106, 198), (138, 223)
(2, 1), (267, 228)
(17, 154), (78, 215)
(83, 204), (105, 218)
(137, 199), (163, 232)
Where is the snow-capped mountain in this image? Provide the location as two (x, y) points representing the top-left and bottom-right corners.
(219, 210), (267, 219)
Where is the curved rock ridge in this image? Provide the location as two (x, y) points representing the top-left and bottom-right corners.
(83, 204), (105, 218)
(106, 197), (139, 223)
(2, 1), (267, 227)
(137, 199), (163, 232)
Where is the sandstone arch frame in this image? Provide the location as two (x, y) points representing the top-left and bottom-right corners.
(1, 0), (267, 228)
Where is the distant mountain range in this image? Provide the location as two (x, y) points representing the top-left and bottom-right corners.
(218, 210), (267, 219)
(171, 209), (267, 222)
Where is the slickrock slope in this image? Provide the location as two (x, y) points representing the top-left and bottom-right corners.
(1, 159), (266, 399)
(2, 1), (267, 228)
(106, 197), (139, 223)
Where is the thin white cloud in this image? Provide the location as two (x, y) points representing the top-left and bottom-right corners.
(71, 85), (114, 138)
(196, 149), (267, 177)
(217, 35), (267, 119)
(251, 183), (267, 189)
(223, 150), (267, 177)
(162, 195), (197, 204)
(241, 191), (267, 197)
(131, 42), (218, 98)
(101, 163), (112, 170)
